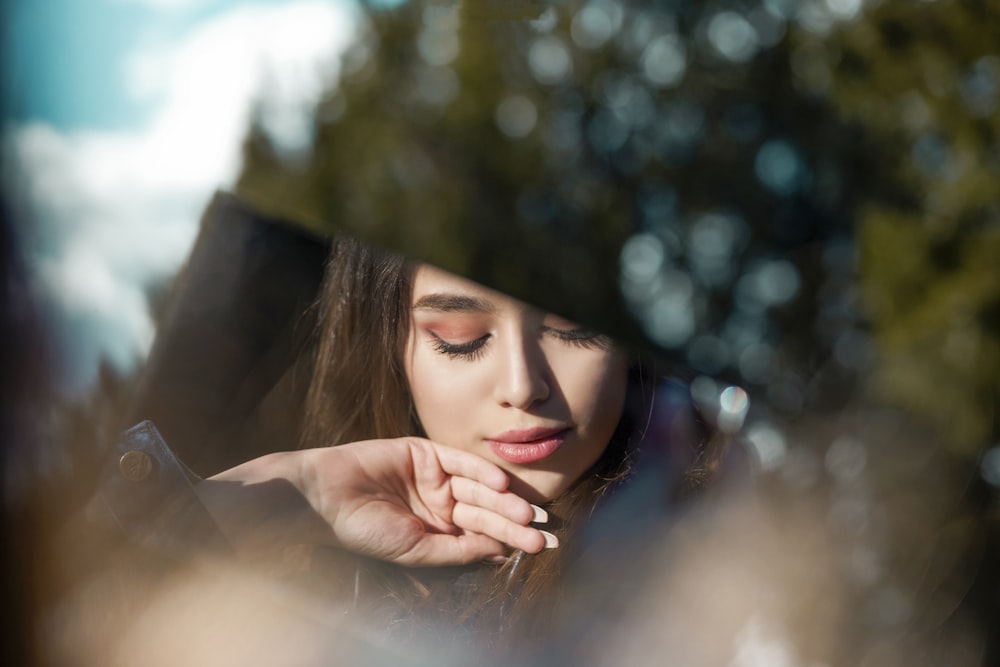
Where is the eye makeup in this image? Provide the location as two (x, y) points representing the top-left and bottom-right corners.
(412, 289), (613, 361)
(414, 311), (493, 360)
(429, 331), (491, 360)
(426, 325), (610, 361)
(405, 262), (630, 503)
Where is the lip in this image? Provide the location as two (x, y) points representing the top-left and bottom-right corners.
(486, 427), (570, 464)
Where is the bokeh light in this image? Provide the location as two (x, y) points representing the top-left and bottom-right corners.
(570, 1), (623, 50)
(706, 11), (760, 63)
(528, 35), (574, 86)
(14, 0), (999, 664)
(746, 421), (787, 471)
(495, 95), (538, 139)
(642, 34), (687, 87)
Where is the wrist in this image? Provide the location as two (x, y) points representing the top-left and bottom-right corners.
(199, 451), (328, 551)
(208, 450), (299, 486)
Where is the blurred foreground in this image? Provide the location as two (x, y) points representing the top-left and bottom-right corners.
(4, 0), (999, 664)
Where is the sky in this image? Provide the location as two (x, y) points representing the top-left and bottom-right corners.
(3, 0), (359, 395)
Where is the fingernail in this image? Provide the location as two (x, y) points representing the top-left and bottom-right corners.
(484, 554), (508, 565)
(540, 530), (559, 549)
(530, 504), (549, 524)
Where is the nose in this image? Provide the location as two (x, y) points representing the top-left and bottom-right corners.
(494, 336), (550, 409)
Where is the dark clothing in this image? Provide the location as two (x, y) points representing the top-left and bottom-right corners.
(127, 191), (329, 476)
(78, 193), (751, 665)
(91, 420), (229, 555)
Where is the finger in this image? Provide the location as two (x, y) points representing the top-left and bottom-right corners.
(452, 502), (549, 554)
(396, 533), (506, 567)
(427, 441), (509, 492)
(450, 477), (537, 525)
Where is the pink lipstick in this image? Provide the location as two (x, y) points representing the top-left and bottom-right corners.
(486, 427), (569, 464)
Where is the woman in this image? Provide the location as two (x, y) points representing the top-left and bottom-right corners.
(197, 235), (715, 654)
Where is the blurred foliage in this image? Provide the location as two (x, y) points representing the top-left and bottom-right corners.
(237, 0), (999, 460)
(819, 0), (1000, 455)
(238, 0), (855, 427)
(233, 6), (1000, 657)
(15, 1), (995, 664)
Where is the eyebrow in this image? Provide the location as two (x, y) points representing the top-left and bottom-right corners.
(412, 293), (497, 314)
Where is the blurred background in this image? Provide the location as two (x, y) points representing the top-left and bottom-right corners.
(3, 0), (998, 665)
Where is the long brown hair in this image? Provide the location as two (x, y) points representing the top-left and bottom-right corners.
(300, 235), (413, 449)
(299, 236), (700, 650)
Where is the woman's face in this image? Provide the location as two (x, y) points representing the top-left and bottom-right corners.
(405, 264), (628, 503)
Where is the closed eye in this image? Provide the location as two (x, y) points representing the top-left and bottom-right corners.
(430, 332), (491, 360)
(543, 326), (612, 350)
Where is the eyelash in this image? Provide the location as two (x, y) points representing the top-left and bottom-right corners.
(431, 333), (490, 361)
(429, 327), (609, 360)
(544, 326), (611, 350)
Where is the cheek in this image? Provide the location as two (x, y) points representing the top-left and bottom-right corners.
(404, 341), (481, 442)
(560, 351), (628, 416)
(582, 355), (628, 460)
(558, 350), (629, 463)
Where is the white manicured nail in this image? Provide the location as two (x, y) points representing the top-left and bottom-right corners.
(540, 530), (559, 549)
(530, 504), (549, 524)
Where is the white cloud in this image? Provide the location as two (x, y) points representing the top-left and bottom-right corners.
(6, 1), (357, 395)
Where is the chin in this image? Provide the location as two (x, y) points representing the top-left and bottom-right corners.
(506, 473), (572, 505)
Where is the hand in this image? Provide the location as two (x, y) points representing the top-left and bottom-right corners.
(204, 437), (554, 566)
